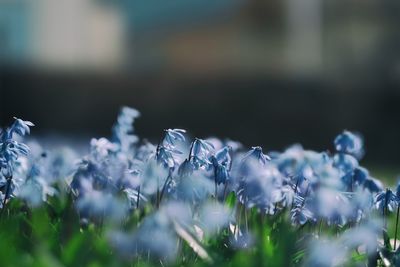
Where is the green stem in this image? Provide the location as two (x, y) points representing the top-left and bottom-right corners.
(213, 165), (218, 201)
(214, 179), (218, 201)
(156, 178), (160, 209)
(318, 219), (323, 236)
(234, 203), (243, 236)
(0, 176), (12, 218)
(136, 186), (141, 209)
(244, 205), (249, 232)
(159, 171), (172, 206)
(188, 141), (194, 161)
(222, 182), (228, 202)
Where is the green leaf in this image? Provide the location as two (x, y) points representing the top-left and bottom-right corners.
(225, 191), (236, 209)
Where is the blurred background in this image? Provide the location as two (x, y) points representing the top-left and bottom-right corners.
(0, 0), (399, 170)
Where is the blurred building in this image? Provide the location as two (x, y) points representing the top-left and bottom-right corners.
(1, 0), (399, 81)
(0, 0), (124, 69)
(0, 0), (31, 65)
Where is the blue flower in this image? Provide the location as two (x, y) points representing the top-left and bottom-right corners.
(188, 138), (214, 169)
(241, 146), (270, 165)
(214, 146), (232, 168)
(353, 167), (369, 185)
(124, 188), (147, 209)
(163, 129), (186, 148)
(279, 185), (295, 208)
(291, 204), (314, 225)
(313, 188), (353, 226)
(239, 146), (270, 177)
(0, 118), (33, 177)
(112, 106), (140, 152)
(177, 159), (195, 177)
(363, 177), (383, 193)
(9, 117), (34, 137)
(210, 156), (229, 185)
(237, 164), (283, 213)
(175, 173), (213, 203)
(76, 179), (128, 222)
(192, 138), (214, 155)
(156, 146), (181, 169)
(375, 188), (398, 213)
(90, 138), (118, 159)
(156, 129), (186, 169)
(108, 202), (193, 263)
(18, 151), (57, 207)
(306, 239), (347, 267)
(333, 153), (359, 174)
(340, 172), (354, 191)
(341, 166), (370, 192)
(197, 202), (230, 234)
(334, 131), (364, 159)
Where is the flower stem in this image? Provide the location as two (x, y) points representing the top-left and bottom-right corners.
(159, 171), (172, 206)
(156, 178), (160, 208)
(188, 141), (194, 161)
(318, 219), (323, 236)
(214, 179), (218, 201)
(244, 205), (249, 232)
(1, 176), (12, 218)
(233, 203), (243, 236)
(222, 182), (228, 202)
(136, 186), (141, 209)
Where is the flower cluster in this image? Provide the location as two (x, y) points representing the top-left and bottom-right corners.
(0, 118), (34, 207)
(2, 108), (400, 266)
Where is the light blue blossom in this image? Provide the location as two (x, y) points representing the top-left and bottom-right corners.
(291, 204), (314, 226)
(112, 106), (140, 152)
(108, 202), (193, 262)
(334, 130), (364, 159)
(353, 166), (369, 185)
(306, 238), (348, 267)
(197, 202), (231, 235)
(375, 188), (398, 214)
(241, 146), (270, 165)
(364, 177), (384, 193)
(164, 129), (186, 146)
(174, 173), (213, 203)
(155, 129), (186, 169)
(210, 156), (229, 185)
(76, 179), (128, 222)
(333, 153), (359, 174)
(341, 221), (380, 255)
(237, 163), (284, 213)
(177, 159), (195, 177)
(0, 118), (33, 205)
(190, 138), (214, 169)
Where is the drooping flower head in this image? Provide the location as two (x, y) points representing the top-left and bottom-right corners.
(189, 138), (214, 169)
(241, 146), (270, 166)
(239, 146), (270, 176)
(0, 118), (34, 178)
(155, 129), (186, 169)
(209, 146), (232, 185)
(374, 188), (398, 214)
(334, 130), (364, 159)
